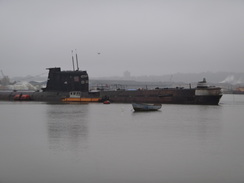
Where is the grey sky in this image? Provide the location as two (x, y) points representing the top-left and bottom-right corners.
(0, 0), (244, 77)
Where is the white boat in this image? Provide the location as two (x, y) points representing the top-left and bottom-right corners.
(132, 103), (162, 111)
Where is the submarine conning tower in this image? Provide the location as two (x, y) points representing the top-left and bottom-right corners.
(43, 67), (89, 92)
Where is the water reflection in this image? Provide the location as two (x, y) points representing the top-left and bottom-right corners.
(0, 98), (243, 183)
(195, 105), (222, 140)
(46, 103), (89, 152)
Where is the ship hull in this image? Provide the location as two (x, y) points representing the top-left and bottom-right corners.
(100, 88), (222, 105)
(0, 88), (222, 105)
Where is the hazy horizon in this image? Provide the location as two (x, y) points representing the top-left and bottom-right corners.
(10, 70), (244, 85)
(1, 0), (244, 77)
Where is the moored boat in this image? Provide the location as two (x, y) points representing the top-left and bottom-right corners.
(100, 78), (222, 105)
(61, 91), (101, 102)
(132, 103), (162, 111)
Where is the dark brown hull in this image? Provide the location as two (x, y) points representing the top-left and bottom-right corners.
(100, 88), (222, 105)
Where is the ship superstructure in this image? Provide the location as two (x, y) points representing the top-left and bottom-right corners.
(43, 67), (89, 92)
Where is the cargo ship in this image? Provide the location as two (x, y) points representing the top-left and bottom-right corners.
(0, 66), (222, 105)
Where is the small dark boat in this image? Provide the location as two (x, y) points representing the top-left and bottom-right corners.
(132, 103), (162, 111)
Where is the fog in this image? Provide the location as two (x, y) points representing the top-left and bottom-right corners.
(0, 0), (244, 78)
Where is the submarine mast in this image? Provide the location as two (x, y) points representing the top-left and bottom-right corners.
(71, 50), (75, 71)
(75, 49), (79, 71)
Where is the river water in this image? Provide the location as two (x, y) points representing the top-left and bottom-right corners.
(0, 94), (244, 183)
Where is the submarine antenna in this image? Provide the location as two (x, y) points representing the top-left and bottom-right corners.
(71, 50), (75, 71)
(75, 49), (79, 71)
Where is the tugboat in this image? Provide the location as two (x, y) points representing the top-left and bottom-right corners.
(61, 91), (101, 102)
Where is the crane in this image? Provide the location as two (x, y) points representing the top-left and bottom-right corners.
(0, 70), (10, 86)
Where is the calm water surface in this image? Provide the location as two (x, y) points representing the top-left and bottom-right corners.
(0, 94), (244, 183)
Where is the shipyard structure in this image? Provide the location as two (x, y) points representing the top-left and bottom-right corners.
(0, 67), (222, 105)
